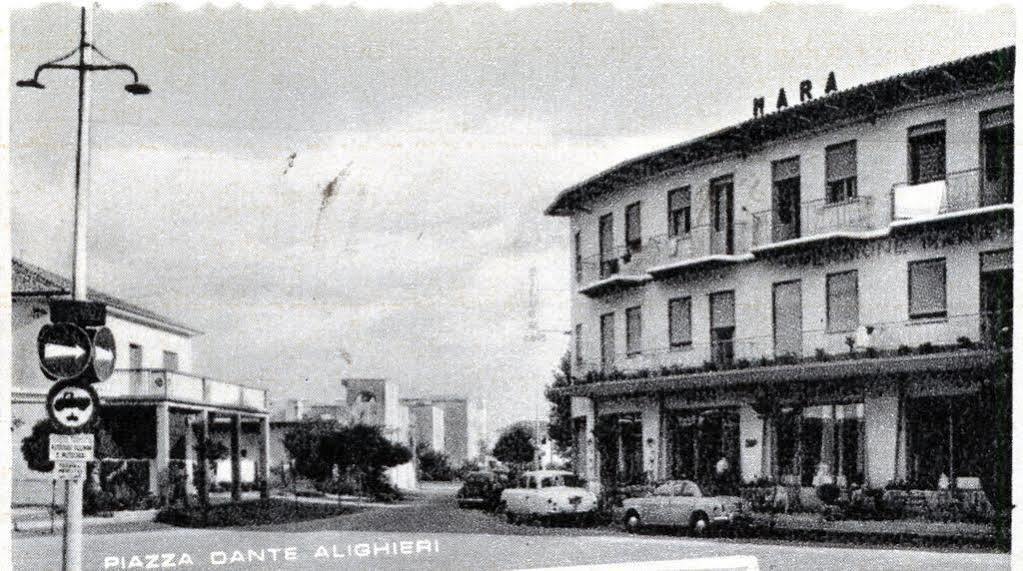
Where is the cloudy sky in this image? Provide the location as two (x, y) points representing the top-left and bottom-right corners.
(9, 3), (1014, 433)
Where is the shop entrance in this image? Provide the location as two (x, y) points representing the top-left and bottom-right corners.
(906, 394), (987, 489)
(665, 408), (739, 494)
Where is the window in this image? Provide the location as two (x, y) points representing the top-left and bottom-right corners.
(826, 141), (857, 203)
(574, 323), (583, 366)
(129, 343), (143, 369)
(573, 231), (582, 283)
(709, 291), (735, 366)
(775, 403), (865, 487)
(826, 271), (859, 332)
(711, 176), (733, 233)
(162, 351), (179, 371)
(600, 312), (616, 371)
(625, 202), (642, 252)
(599, 214), (617, 277)
(772, 158), (801, 241)
(626, 306), (642, 356)
(669, 296), (692, 347)
(668, 187), (692, 237)
(981, 106), (1013, 206)
(908, 121), (946, 184)
(908, 259), (947, 318)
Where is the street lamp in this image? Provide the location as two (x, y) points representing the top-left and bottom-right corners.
(17, 7), (149, 571)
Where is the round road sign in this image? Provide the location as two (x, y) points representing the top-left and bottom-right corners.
(87, 327), (117, 383)
(37, 323), (93, 380)
(46, 380), (100, 432)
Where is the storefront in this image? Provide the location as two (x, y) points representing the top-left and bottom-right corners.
(663, 407), (739, 494)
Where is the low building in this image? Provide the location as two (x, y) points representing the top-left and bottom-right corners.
(11, 258), (270, 505)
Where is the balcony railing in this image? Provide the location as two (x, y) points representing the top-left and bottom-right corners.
(577, 223), (752, 291)
(96, 369), (268, 412)
(890, 168), (1011, 222)
(751, 196), (876, 248)
(574, 312), (1007, 381)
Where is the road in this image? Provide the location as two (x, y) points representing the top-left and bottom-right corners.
(13, 484), (1009, 570)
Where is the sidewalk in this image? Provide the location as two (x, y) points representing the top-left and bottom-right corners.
(740, 512), (1003, 547)
(13, 508), (159, 533)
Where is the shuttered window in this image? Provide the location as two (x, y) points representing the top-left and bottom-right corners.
(626, 306), (643, 355)
(710, 291), (735, 329)
(574, 323), (583, 366)
(625, 202), (642, 250)
(669, 297), (692, 347)
(908, 259), (947, 318)
(908, 122), (946, 184)
(826, 271), (859, 332)
(826, 141), (857, 203)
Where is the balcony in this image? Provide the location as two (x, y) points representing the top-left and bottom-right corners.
(571, 312), (1008, 394)
(96, 369), (268, 412)
(890, 167), (1012, 228)
(751, 196), (878, 254)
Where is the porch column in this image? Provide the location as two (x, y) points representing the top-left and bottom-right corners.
(864, 395), (901, 487)
(259, 416), (270, 499)
(197, 411), (210, 507)
(571, 396), (598, 493)
(230, 413), (242, 502)
(153, 403), (171, 498)
(738, 404), (764, 483)
(640, 397), (662, 481)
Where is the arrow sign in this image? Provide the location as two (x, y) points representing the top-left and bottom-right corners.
(38, 323), (93, 380)
(86, 327), (116, 383)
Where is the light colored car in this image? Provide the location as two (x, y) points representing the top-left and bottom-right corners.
(620, 480), (742, 534)
(499, 470), (597, 524)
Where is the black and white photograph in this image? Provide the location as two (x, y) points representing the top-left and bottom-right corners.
(2, 1), (1017, 569)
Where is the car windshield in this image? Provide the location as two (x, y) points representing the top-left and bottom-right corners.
(541, 474), (582, 487)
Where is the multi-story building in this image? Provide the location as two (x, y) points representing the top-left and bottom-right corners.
(11, 258), (270, 504)
(546, 48), (1013, 497)
(401, 396), (488, 465)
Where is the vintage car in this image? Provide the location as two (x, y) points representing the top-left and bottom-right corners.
(619, 479), (743, 534)
(499, 470), (597, 524)
(456, 471), (506, 511)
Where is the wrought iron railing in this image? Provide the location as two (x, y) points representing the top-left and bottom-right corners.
(890, 167), (1010, 222)
(751, 195), (876, 247)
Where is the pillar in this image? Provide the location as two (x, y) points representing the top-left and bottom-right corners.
(738, 404), (764, 483)
(230, 413), (241, 502)
(640, 398), (662, 482)
(864, 395), (901, 487)
(259, 416), (270, 499)
(152, 403), (171, 497)
(571, 396), (598, 493)
(197, 412), (210, 508)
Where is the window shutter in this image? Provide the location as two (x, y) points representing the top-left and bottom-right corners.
(826, 271), (859, 332)
(626, 203), (641, 244)
(826, 142), (857, 182)
(710, 291), (735, 329)
(669, 187), (691, 211)
(909, 259), (947, 317)
(772, 157), (800, 181)
(981, 249), (1012, 272)
(981, 106), (1013, 129)
(669, 297), (692, 345)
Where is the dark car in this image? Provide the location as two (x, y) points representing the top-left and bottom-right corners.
(456, 471), (506, 511)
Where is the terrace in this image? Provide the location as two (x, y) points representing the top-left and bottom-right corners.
(96, 369), (268, 413)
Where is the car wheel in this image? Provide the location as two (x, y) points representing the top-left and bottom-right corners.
(623, 511), (642, 533)
(690, 512), (709, 535)
(505, 511), (517, 524)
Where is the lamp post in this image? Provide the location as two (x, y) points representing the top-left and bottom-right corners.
(17, 6), (149, 571)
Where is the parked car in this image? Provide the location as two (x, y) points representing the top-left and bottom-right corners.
(619, 479), (743, 534)
(499, 470), (597, 524)
(456, 471), (506, 511)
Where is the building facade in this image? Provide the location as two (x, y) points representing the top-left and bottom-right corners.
(546, 48), (1013, 498)
(402, 397), (489, 465)
(11, 259), (270, 505)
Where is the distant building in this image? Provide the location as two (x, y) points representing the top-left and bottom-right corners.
(11, 258), (269, 505)
(402, 396), (487, 465)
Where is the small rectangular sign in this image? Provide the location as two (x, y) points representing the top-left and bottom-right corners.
(49, 433), (95, 462)
(54, 461), (86, 481)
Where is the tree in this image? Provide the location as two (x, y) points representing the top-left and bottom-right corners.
(492, 424), (536, 466)
(544, 351), (574, 457)
(282, 420), (340, 481)
(415, 444), (455, 481)
(318, 424), (412, 494)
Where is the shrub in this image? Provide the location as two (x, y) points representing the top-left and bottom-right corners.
(896, 345), (913, 356)
(155, 499), (359, 527)
(735, 358), (752, 369)
(917, 342), (936, 355)
(814, 348), (830, 362)
(816, 483), (841, 505)
(864, 347), (879, 358)
(957, 336), (976, 350)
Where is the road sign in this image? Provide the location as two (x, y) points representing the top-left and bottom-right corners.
(38, 323), (93, 380)
(54, 461), (87, 481)
(46, 381), (100, 432)
(86, 326), (116, 382)
(49, 433), (95, 462)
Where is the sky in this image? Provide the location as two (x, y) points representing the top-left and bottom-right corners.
(9, 3), (1015, 434)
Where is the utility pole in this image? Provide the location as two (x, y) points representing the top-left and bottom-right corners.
(18, 6), (149, 570)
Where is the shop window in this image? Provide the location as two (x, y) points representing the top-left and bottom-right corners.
(669, 296), (692, 348)
(665, 408), (740, 494)
(626, 306), (642, 356)
(908, 121), (946, 184)
(826, 141), (857, 203)
(907, 395), (986, 489)
(775, 404), (865, 487)
(598, 413), (644, 486)
(826, 270), (859, 332)
(908, 258), (947, 319)
(668, 187), (692, 237)
(625, 202), (642, 253)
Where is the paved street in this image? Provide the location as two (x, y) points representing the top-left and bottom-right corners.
(13, 484), (1008, 570)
